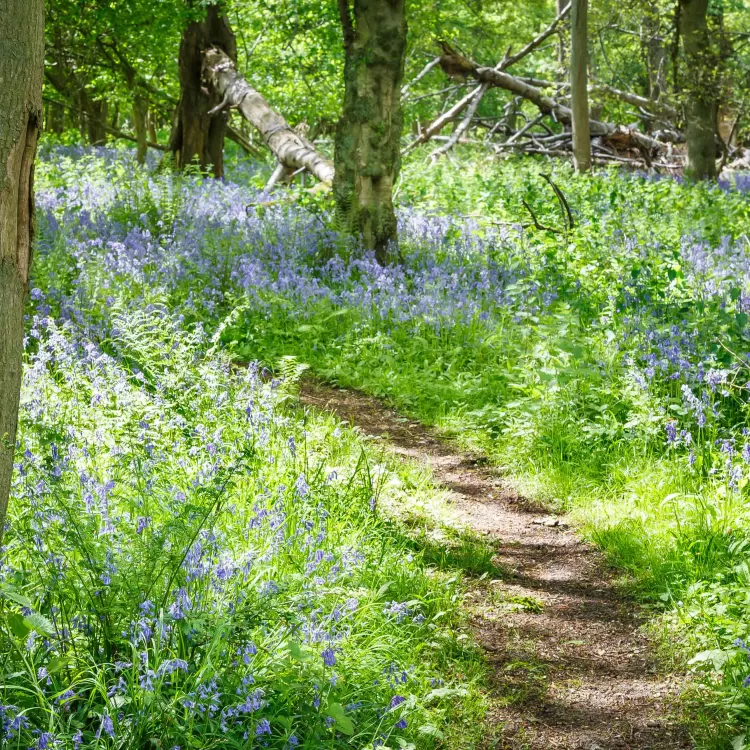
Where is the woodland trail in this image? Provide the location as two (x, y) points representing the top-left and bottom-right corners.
(300, 380), (693, 750)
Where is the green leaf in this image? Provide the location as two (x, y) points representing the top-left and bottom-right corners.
(417, 724), (444, 739)
(326, 702), (354, 735)
(375, 581), (393, 599)
(0, 584), (34, 609)
(424, 686), (468, 703)
(6, 612), (30, 638)
(287, 641), (313, 661)
(24, 613), (55, 637)
(688, 649), (732, 671)
(47, 656), (70, 674)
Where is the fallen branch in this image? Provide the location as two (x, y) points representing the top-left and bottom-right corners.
(522, 199), (563, 233)
(402, 85), (484, 154)
(471, 67), (666, 152)
(429, 83), (489, 159)
(402, 56), (441, 96)
(225, 125), (265, 158)
(501, 3), (571, 70)
(203, 48), (335, 183)
(418, 4), (572, 157)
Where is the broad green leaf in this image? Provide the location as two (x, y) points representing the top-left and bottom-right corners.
(6, 612), (30, 638)
(0, 584), (34, 609)
(326, 702), (354, 735)
(24, 613), (55, 637)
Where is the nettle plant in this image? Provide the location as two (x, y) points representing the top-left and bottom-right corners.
(0, 307), (466, 749)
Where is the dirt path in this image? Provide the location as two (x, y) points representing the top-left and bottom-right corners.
(300, 380), (692, 750)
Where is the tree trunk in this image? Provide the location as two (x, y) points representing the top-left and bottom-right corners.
(133, 93), (149, 164)
(202, 50), (334, 182)
(570, 0), (591, 172)
(679, 0), (717, 180)
(168, 3), (236, 178)
(556, 0), (568, 75)
(0, 0), (44, 550)
(81, 91), (109, 146)
(148, 109), (158, 144)
(334, 0), (407, 265)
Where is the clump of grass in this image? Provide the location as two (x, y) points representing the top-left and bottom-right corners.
(1, 304), (488, 748)
(30, 145), (750, 744)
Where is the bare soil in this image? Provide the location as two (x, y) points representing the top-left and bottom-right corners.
(300, 379), (693, 750)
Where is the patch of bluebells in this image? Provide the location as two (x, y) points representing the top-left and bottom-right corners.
(1, 158), (467, 748)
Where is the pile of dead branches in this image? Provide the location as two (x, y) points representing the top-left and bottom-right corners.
(399, 3), (707, 172)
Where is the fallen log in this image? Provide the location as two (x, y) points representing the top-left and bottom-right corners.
(471, 66), (666, 153)
(202, 48), (335, 183)
(408, 3), (572, 154)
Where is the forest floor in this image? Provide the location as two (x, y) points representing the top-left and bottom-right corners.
(300, 379), (694, 750)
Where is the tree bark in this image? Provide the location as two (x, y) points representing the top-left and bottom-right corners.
(168, 3), (237, 178)
(334, 0), (407, 265)
(133, 93), (149, 164)
(570, 0), (591, 172)
(679, 0), (717, 179)
(0, 0), (44, 550)
(202, 50), (334, 181)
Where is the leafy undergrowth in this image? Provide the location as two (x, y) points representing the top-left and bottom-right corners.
(0, 152), (495, 749)
(25, 144), (750, 745)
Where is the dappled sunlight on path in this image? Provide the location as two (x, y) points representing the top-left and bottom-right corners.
(300, 379), (692, 750)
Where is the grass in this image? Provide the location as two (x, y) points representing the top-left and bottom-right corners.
(21, 142), (750, 746)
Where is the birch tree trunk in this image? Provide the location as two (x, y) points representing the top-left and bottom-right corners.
(570, 0), (591, 172)
(168, 3), (236, 178)
(679, 0), (717, 180)
(0, 0), (44, 549)
(202, 50), (335, 183)
(334, 0), (407, 264)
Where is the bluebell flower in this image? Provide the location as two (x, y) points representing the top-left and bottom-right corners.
(255, 718), (272, 736)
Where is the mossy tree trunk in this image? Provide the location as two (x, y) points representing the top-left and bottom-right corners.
(168, 3), (236, 178)
(679, 0), (718, 180)
(0, 0), (44, 549)
(334, 0), (407, 265)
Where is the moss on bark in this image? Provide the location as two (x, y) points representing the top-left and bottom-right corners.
(334, 0), (407, 264)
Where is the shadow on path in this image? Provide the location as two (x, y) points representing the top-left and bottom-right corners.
(300, 379), (692, 750)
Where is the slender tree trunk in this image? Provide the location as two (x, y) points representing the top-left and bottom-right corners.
(81, 92), (109, 146)
(133, 93), (149, 164)
(0, 0), (44, 550)
(556, 0), (568, 76)
(679, 0), (717, 179)
(570, 0), (591, 172)
(334, 0), (407, 264)
(168, 3), (236, 178)
(148, 109), (158, 144)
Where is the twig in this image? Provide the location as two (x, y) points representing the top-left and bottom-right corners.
(429, 83), (489, 159)
(402, 56), (441, 96)
(522, 199), (563, 233)
(541, 174), (574, 230)
(501, 3), (571, 71)
(505, 113), (547, 145)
